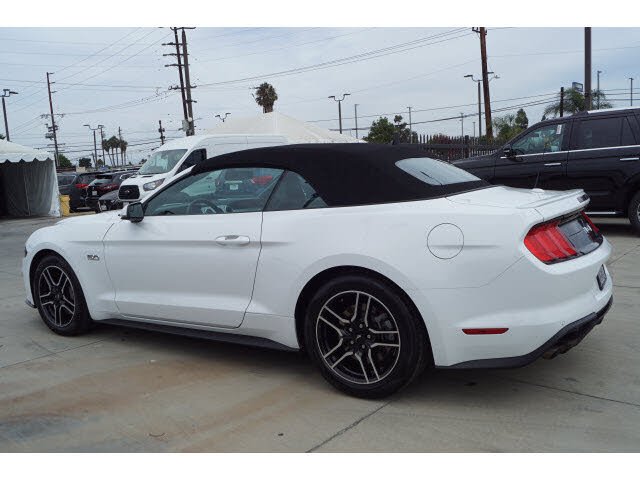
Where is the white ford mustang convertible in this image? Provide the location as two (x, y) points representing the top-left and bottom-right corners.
(23, 144), (613, 397)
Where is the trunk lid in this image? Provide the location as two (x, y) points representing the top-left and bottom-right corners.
(447, 186), (589, 221)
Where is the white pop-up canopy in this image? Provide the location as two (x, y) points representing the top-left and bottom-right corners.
(205, 111), (364, 143)
(0, 140), (60, 218)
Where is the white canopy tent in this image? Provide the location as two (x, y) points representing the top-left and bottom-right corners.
(205, 112), (364, 143)
(0, 140), (60, 218)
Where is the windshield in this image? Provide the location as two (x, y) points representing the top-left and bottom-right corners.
(396, 157), (480, 186)
(138, 149), (187, 175)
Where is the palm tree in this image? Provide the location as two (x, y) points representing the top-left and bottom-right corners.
(102, 138), (112, 166)
(544, 88), (613, 118)
(119, 139), (128, 165)
(253, 82), (278, 113)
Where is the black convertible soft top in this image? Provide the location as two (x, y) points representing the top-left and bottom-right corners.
(191, 143), (488, 207)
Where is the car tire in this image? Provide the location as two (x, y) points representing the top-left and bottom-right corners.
(33, 255), (91, 336)
(629, 191), (640, 234)
(304, 274), (430, 399)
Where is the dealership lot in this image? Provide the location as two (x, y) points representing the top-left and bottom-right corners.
(0, 216), (639, 452)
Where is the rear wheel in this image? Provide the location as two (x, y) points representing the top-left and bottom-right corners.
(629, 191), (640, 234)
(33, 255), (91, 336)
(304, 274), (430, 398)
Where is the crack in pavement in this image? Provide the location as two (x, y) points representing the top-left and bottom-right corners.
(492, 374), (640, 408)
(307, 401), (390, 452)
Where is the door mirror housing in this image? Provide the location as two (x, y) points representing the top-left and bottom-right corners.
(122, 202), (144, 223)
(503, 145), (515, 157)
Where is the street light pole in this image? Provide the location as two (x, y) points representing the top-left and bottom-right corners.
(215, 113), (231, 123)
(465, 74), (491, 139)
(84, 124), (104, 168)
(1, 89), (18, 142)
(329, 94), (350, 134)
(460, 112), (464, 137)
(631, 77), (635, 106)
(596, 70), (602, 109)
(407, 106), (413, 143)
(354, 104), (359, 139)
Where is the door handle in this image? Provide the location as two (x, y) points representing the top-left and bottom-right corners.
(216, 235), (250, 246)
(544, 162), (562, 167)
(620, 157), (639, 162)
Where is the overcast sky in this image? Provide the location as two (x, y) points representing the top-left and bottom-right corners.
(1, 27), (638, 162)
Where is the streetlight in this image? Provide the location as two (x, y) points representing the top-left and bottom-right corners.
(464, 72), (497, 139)
(1, 89), (18, 142)
(216, 113), (231, 123)
(630, 77), (635, 106)
(83, 124), (104, 168)
(328, 94), (350, 134)
(596, 70), (603, 109)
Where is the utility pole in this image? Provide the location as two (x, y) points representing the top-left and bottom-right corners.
(118, 127), (124, 166)
(354, 104), (359, 139)
(460, 113), (464, 137)
(1, 89), (18, 141)
(181, 28), (196, 136)
(596, 70), (602, 109)
(473, 28), (493, 138)
(215, 113), (231, 123)
(473, 121), (476, 138)
(98, 125), (105, 166)
(158, 120), (165, 145)
(83, 124), (103, 168)
(584, 27), (592, 111)
(630, 77), (635, 106)
(560, 87), (565, 118)
(328, 94), (350, 134)
(407, 106), (413, 143)
(46, 72), (60, 166)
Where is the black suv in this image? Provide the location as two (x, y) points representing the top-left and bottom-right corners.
(56, 171), (98, 211)
(455, 107), (640, 232)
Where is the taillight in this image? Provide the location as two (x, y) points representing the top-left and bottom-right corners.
(250, 175), (273, 185)
(98, 184), (118, 191)
(582, 212), (599, 233)
(76, 183), (88, 188)
(525, 221), (577, 263)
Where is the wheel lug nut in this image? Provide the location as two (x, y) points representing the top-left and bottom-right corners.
(361, 345), (366, 349)
(359, 324), (363, 328)
(349, 328), (353, 332)
(350, 340), (354, 345)
(367, 334), (371, 339)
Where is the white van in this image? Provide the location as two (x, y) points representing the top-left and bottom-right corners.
(118, 134), (288, 203)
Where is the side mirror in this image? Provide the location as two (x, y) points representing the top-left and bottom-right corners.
(122, 202), (144, 223)
(503, 145), (514, 157)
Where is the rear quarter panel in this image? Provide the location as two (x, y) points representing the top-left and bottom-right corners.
(251, 197), (541, 361)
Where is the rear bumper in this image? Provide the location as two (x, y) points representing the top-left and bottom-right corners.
(441, 296), (612, 369)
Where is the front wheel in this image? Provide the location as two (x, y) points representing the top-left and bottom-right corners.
(629, 191), (640, 234)
(304, 274), (430, 398)
(33, 255), (91, 336)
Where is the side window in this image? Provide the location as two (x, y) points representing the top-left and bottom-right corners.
(145, 167), (283, 216)
(621, 117), (637, 146)
(266, 171), (327, 211)
(574, 117), (622, 149)
(178, 149), (207, 172)
(512, 123), (565, 155)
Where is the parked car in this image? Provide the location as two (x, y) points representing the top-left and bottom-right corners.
(24, 144), (612, 398)
(118, 134), (288, 204)
(85, 171), (134, 212)
(454, 106), (640, 233)
(56, 171), (98, 211)
(97, 190), (123, 212)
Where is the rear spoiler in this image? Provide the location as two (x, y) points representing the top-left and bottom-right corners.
(518, 189), (590, 222)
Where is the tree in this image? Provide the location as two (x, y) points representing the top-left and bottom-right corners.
(363, 115), (418, 144)
(58, 153), (72, 168)
(120, 139), (128, 165)
(0, 133), (4, 140)
(78, 157), (92, 168)
(253, 82), (278, 113)
(493, 110), (530, 143)
(543, 88), (613, 118)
